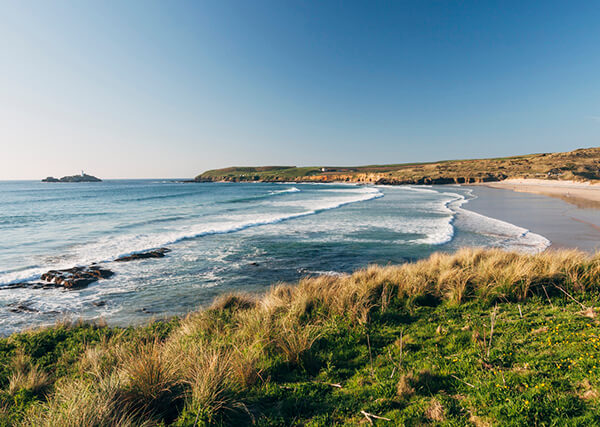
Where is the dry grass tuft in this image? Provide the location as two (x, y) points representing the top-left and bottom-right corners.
(469, 413), (493, 427)
(396, 372), (416, 398)
(580, 307), (597, 319)
(78, 338), (124, 380)
(577, 379), (600, 400)
(181, 347), (249, 423)
(186, 349), (230, 415)
(273, 316), (321, 365)
(425, 397), (445, 422)
(8, 352), (50, 396)
(118, 340), (181, 418)
(22, 377), (154, 427)
(211, 293), (257, 312)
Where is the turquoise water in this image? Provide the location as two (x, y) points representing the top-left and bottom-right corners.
(0, 180), (549, 334)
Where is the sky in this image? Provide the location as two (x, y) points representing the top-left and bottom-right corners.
(1, 1), (599, 179)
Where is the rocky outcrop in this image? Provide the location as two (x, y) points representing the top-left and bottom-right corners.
(40, 265), (114, 288)
(4, 265), (114, 290)
(3, 248), (172, 292)
(43, 174), (101, 182)
(114, 248), (171, 262)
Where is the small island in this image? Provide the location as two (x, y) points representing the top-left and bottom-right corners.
(42, 171), (102, 182)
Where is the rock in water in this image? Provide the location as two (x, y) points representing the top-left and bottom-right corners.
(114, 248), (171, 262)
(8, 303), (39, 313)
(39, 265), (114, 288)
(2, 248), (171, 292)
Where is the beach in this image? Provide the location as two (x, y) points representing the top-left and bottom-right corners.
(465, 181), (600, 253)
(479, 178), (600, 209)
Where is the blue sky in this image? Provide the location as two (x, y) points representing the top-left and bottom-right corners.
(1, 1), (599, 179)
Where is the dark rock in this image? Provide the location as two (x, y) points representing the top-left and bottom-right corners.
(92, 300), (106, 307)
(2, 263), (114, 291)
(42, 176), (60, 182)
(39, 265), (114, 289)
(9, 303), (39, 313)
(114, 248), (171, 262)
(3, 247), (172, 292)
(249, 262), (260, 266)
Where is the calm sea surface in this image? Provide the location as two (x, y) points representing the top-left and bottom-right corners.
(0, 180), (549, 334)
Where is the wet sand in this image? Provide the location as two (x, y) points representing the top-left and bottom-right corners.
(464, 185), (600, 253)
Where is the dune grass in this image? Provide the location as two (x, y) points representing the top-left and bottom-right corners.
(2, 248), (600, 425)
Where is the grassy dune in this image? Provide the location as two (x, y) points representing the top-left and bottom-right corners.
(2, 248), (600, 425)
(195, 147), (600, 184)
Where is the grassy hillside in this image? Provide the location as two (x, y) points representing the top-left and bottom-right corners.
(195, 147), (600, 184)
(2, 249), (600, 425)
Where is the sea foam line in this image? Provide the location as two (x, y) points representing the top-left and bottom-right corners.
(410, 192), (466, 245)
(405, 187), (551, 253)
(417, 187), (551, 253)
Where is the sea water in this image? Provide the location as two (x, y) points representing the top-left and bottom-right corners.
(0, 180), (549, 335)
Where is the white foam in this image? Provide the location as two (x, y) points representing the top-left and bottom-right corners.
(414, 187), (551, 253)
(405, 191), (464, 245)
(271, 187), (301, 194)
(302, 270), (346, 277)
(404, 187), (551, 252)
(454, 204), (551, 253)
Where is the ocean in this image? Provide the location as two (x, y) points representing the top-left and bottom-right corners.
(0, 180), (549, 335)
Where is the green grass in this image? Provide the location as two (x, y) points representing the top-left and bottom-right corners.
(241, 297), (600, 425)
(2, 249), (600, 425)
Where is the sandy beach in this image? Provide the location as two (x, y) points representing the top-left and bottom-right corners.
(465, 183), (600, 253)
(479, 178), (600, 209)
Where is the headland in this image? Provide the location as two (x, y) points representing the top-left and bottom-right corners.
(195, 146), (600, 185)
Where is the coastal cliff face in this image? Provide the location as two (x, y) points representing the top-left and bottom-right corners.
(288, 172), (507, 185)
(195, 147), (600, 185)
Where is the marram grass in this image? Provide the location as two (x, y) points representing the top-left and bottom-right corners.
(1, 248), (600, 425)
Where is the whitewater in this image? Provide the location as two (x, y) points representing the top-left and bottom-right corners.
(0, 180), (549, 334)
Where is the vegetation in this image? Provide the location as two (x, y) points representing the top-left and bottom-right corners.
(195, 146), (600, 184)
(3, 248), (600, 425)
